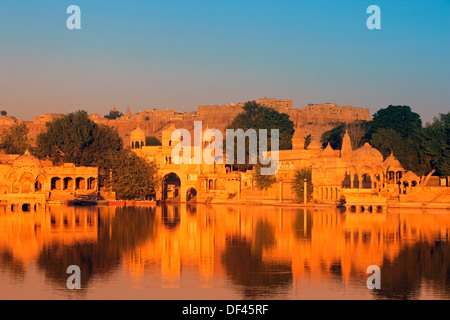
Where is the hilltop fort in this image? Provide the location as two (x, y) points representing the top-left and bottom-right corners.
(0, 98), (371, 146)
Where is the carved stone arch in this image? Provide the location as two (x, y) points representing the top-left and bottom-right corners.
(35, 174), (46, 192)
(19, 172), (35, 194)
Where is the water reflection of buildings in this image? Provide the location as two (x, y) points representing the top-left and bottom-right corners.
(1, 205), (450, 298)
(0, 206), (98, 266)
(123, 205), (450, 298)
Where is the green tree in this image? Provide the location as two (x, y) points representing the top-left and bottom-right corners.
(370, 128), (404, 158)
(105, 149), (159, 200)
(320, 123), (346, 149)
(253, 163), (277, 190)
(367, 106), (430, 175)
(369, 127), (431, 175)
(145, 136), (162, 146)
(104, 109), (123, 119)
(0, 110), (7, 116)
(34, 110), (160, 198)
(422, 113), (450, 176)
(0, 123), (29, 154)
(291, 168), (313, 203)
(34, 110), (122, 166)
(227, 101), (294, 190)
(304, 134), (312, 149)
(320, 105), (432, 175)
(369, 105), (422, 139)
(227, 101), (295, 171)
(320, 121), (369, 149)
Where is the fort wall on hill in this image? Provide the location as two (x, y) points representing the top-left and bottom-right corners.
(1, 98), (371, 147)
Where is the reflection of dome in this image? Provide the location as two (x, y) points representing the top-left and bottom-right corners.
(351, 142), (383, 164)
(13, 150), (43, 167)
(383, 152), (404, 171)
(130, 126), (145, 141)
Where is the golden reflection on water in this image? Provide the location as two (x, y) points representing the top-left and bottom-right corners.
(0, 204), (449, 299)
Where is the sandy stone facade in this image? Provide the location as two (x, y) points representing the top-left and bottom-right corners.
(131, 125), (449, 210)
(0, 151), (98, 210)
(131, 125), (246, 203)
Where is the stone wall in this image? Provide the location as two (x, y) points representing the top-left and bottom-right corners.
(7, 99), (370, 147)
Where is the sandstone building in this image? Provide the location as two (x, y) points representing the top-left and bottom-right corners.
(0, 151), (98, 210)
(131, 124), (448, 210)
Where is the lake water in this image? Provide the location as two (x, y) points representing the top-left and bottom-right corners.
(0, 204), (449, 300)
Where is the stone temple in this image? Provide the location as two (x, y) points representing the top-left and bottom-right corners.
(130, 125), (449, 210)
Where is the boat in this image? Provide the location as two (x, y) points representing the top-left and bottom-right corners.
(68, 199), (98, 206)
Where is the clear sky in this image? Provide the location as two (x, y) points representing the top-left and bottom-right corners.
(0, 0), (449, 123)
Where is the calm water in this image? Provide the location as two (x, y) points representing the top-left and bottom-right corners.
(0, 204), (449, 300)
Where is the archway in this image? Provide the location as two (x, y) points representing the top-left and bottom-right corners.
(51, 177), (61, 190)
(361, 174), (373, 189)
(162, 172), (181, 202)
(35, 174), (45, 192)
(63, 177), (74, 190)
(87, 177), (97, 190)
(76, 177), (85, 190)
(19, 173), (34, 194)
(186, 188), (197, 202)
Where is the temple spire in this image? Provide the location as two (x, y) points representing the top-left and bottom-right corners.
(341, 129), (352, 159)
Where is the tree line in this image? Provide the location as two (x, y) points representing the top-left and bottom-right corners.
(320, 105), (449, 177)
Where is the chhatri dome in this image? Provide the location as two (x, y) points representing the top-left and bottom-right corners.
(383, 152), (404, 171)
(130, 126), (146, 149)
(12, 150), (43, 168)
(351, 142), (383, 164)
(130, 126), (146, 141)
(292, 129), (305, 150)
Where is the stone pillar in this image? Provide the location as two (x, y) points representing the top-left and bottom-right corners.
(279, 181), (283, 203)
(303, 179), (307, 204)
(238, 178), (241, 200)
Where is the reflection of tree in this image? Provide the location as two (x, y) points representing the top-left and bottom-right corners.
(0, 250), (25, 279)
(222, 220), (292, 299)
(37, 207), (157, 288)
(374, 241), (450, 300)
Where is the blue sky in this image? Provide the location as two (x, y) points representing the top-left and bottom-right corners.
(0, 0), (449, 123)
